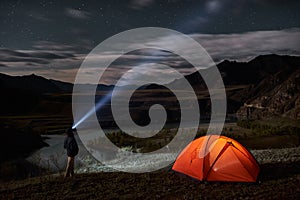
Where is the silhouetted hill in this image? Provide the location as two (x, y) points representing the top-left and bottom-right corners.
(49, 79), (73, 92)
(0, 81), (40, 115)
(237, 64), (300, 119)
(175, 54), (300, 119)
(1, 54), (299, 120)
(0, 73), (72, 115)
(0, 124), (48, 162)
(0, 73), (64, 94)
(181, 54), (299, 87)
(220, 54), (300, 85)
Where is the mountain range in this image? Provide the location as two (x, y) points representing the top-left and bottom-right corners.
(1, 54), (299, 120)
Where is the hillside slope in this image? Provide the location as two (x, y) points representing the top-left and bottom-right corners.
(235, 55), (300, 119)
(1, 54), (299, 120)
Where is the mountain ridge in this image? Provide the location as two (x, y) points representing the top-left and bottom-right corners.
(1, 54), (299, 119)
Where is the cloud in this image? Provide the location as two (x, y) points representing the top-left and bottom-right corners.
(33, 41), (78, 51)
(28, 12), (51, 22)
(0, 49), (76, 61)
(184, 16), (209, 29)
(102, 28), (300, 84)
(129, 0), (155, 10)
(0, 63), (7, 68)
(33, 39), (94, 53)
(1, 28), (299, 84)
(116, 63), (183, 86)
(65, 8), (91, 20)
(205, 0), (222, 13)
(0, 46), (83, 81)
(191, 28), (300, 62)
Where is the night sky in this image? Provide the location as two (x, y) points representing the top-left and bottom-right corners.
(0, 0), (300, 83)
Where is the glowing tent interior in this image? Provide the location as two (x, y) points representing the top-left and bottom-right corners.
(172, 135), (260, 182)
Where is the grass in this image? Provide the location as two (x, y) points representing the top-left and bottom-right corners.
(237, 118), (300, 137)
(91, 120), (300, 153)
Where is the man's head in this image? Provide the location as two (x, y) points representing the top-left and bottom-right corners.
(66, 127), (75, 137)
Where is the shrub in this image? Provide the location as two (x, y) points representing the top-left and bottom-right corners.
(237, 119), (300, 136)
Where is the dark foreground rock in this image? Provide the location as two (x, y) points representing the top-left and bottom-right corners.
(0, 125), (48, 162)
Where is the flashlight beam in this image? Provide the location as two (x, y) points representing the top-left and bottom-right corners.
(72, 50), (167, 129)
(72, 90), (113, 129)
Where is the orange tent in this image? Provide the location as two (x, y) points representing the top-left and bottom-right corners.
(172, 135), (260, 182)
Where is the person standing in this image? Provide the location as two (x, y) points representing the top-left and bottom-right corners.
(64, 128), (79, 178)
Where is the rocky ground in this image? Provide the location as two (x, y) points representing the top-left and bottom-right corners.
(251, 146), (300, 164)
(0, 162), (299, 200)
(1, 147), (300, 199)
